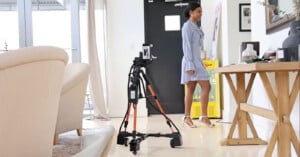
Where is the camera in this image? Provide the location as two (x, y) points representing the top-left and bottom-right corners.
(133, 44), (156, 67)
(142, 44), (153, 60)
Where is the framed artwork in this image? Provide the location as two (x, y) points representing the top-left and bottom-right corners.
(263, 0), (295, 34)
(239, 3), (251, 32)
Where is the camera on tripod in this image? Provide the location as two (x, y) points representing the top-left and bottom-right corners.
(142, 43), (153, 60)
(133, 44), (156, 67)
(117, 43), (182, 155)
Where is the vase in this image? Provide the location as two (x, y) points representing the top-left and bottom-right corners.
(242, 44), (257, 62)
(282, 20), (300, 61)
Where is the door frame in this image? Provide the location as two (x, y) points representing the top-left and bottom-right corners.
(143, 0), (201, 114)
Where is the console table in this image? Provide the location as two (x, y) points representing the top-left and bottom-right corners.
(215, 62), (300, 157)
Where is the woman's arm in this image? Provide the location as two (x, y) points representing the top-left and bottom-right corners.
(182, 26), (195, 72)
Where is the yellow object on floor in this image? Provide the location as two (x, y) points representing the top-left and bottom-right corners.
(189, 60), (221, 119)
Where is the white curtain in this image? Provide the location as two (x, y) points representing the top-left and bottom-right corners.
(87, 0), (109, 119)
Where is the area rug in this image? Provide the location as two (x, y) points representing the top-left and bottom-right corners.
(52, 129), (102, 157)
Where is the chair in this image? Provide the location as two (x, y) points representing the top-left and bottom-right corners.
(0, 46), (68, 157)
(54, 63), (90, 144)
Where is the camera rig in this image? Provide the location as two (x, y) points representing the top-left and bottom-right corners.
(117, 44), (182, 155)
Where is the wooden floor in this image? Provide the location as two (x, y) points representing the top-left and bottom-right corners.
(83, 115), (299, 157)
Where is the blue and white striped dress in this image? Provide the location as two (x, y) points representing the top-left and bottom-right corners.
(181, 20), (209, 85)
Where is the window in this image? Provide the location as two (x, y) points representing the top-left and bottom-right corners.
(32, 0), (72, 61)
(0, 0), (19, 51)
(0, 0), (86, 62)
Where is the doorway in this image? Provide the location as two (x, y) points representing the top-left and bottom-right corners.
(144, 0), (200, 114)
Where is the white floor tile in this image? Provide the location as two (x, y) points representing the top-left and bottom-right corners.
(83, 115), (299, 157)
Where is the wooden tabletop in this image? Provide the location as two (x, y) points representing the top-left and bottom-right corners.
(215, 62), (300, 73)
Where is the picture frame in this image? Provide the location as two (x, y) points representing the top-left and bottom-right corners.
(239, 3), (251, 32)
(264, 0), (296, 34)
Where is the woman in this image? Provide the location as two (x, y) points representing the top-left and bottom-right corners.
(181, 3), (214, 128)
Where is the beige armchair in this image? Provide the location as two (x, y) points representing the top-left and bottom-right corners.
(0, 46), (68, 157)
(54, 63), (90, 144)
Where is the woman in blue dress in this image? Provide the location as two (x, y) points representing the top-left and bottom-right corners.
(181, 3), (214, 128)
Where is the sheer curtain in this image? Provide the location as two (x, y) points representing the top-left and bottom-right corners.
(87, 0), (109, 119)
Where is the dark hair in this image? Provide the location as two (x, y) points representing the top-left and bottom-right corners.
(184, 3), (201, 18)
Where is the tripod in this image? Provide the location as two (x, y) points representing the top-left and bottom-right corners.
(117, 55), (182, 155)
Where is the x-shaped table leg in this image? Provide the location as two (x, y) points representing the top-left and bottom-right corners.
(259, 71), (300, 157)
(222, 72), (267, 145)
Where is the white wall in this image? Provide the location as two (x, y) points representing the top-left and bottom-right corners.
(221, 0), (251, 121)
(251, 0), (299, 134)
(222, 0), (251, 65)
(106, 0), (147, 117)
(202, 0), (224, 61)
(202, 0), (252, 122)
(201, 0), (218, 54)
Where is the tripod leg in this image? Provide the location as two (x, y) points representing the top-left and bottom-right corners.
(147, 85), (166, 114)
(124, 103), (131, 131)
(140, 71), (175, 131)
(141, 71), (167, 115)
(133, 104), (137, 138)
(147, 84), (175, 132)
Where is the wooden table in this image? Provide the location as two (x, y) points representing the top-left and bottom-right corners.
(215, 62), (300, 157)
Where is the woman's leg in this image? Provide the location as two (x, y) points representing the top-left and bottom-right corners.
(184, 81), (197, 126)
(197, 80), (212, 125)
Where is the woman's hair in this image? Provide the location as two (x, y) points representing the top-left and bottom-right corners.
(184, 3), (201, 18)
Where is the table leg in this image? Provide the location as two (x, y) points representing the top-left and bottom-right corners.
(289, 123), (300, 156)
(265, 124), (278, 157)
(276, 72), (291, 157)
(227, 109), (238, 139)
(222, 73), (267, 146)
(237, 73), (247, 139)
(260, 71), (300, 157)
(289, 72), (300, 156)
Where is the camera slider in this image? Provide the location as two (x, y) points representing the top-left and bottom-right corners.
(117, 49), (183, 155)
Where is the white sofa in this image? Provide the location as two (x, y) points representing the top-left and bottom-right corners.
(53, 63), (115, 157)
(54, 63), (90, 144)
(0, 46), (68, 157)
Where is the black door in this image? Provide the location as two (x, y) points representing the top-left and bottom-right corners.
(144, 0), (200, 114)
